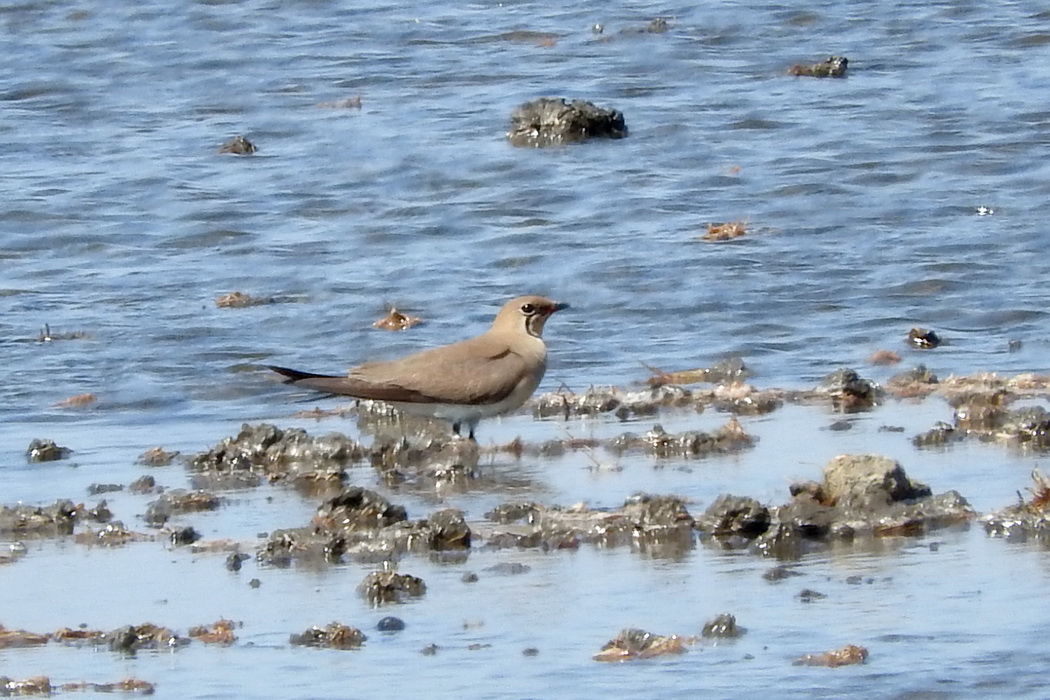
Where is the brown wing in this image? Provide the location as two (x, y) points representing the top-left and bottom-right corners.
(346, 340), (530, 405)
(269, 335), (532, 406)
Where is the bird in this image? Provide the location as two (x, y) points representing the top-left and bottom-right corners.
(267, 295), (568, 440)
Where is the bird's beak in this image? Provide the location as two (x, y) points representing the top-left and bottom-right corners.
(551, 302), (570, 313)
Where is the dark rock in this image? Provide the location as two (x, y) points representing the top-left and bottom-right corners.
(376, 616), (405, 632)
(87, 483), (123, 496)
(508, 98), (627, 147)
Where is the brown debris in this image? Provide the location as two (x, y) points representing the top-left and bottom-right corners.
(794, 643), (869, 667)
(373, 307), (423, 331)
(188, 619), (237, 645)
(215, 291), (273, 308)
(54, 393), (97, 408)
(701, 220), (748, 241)
(593, 628), (688, 662)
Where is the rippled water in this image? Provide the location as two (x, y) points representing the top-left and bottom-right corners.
(3, 0), (1050, 697)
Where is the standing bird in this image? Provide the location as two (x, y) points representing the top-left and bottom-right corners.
(267, 295), (568, 440)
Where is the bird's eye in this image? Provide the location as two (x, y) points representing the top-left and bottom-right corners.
(521, 303), (536, 315)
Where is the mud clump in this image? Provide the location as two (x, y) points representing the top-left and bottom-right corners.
(697, 454), (974, 559)
(609, 418), (754, 458)
(0, 499), (108, 538)
(359, 571), (427, 606)
(427, 508), (471, 550)
(188, 619), (238, 645)
(106, 623), (187, 654)
(701, 613), (744, 639)
(814, 368), (881, 412)
(26, 439), (72, 463)
(483, 493), (695, 555)
(143, 489), (222, 526)
(0, 625), (50, 649)
(74, 521), (152, 547)
(508, 97), (627, 147)
(190, 423), (365, 490)
(219, 135), (255, 154)
(593, 628), (687, 662)
(291, 622), (367, 649)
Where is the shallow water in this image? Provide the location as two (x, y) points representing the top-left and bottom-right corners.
(3, 0), (1050, 696)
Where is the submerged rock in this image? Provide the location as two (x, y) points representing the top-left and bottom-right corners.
(508, 97), (627, 147)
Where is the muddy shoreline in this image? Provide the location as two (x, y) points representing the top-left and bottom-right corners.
(6, 368), (1050, 688)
